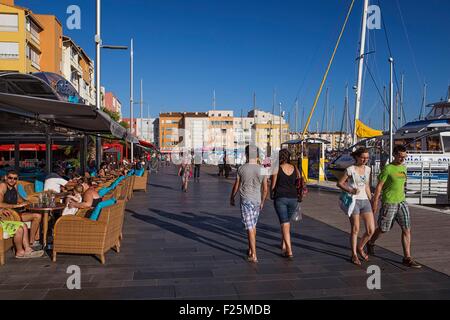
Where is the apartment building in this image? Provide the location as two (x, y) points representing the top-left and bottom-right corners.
(158, 112), (183, 154)
(35, 14), (62, 75)
(0, 0), (43, 73)
(307, 132), (353, 151)
(248, 109), (289, 154)
(123, 117), (156, 143)
(207, 110), (235, 152)
(62, 36), (95, 106)
(104, 92), (122, 118)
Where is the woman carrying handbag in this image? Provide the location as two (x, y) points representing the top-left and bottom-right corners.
(337, 147), (375, 266)
(271, 149), (306, 260)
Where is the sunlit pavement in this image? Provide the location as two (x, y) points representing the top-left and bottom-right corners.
(0, 165), (449, 300)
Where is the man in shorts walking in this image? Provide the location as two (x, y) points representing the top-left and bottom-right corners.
(230, 145), (268, 263)
(369, 145), (421, 268)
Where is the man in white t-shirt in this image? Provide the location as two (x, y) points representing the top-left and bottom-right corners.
(44, 173), (68, 193)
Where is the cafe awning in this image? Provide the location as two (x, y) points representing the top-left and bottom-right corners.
(0, 92), (126, 139)
(0, 144), (59, 152)
(138, 140), (157, 150)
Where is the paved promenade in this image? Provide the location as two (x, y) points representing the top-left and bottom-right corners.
(0, 165), (449, 300)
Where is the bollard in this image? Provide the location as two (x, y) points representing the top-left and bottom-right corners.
(420, 162), (424, 205)
(448, 165), (450, 203)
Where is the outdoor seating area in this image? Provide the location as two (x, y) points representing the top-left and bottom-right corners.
(0, 72), (155, 266)
(0, 167), (149, 265)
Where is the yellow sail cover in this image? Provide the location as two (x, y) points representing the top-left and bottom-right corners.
(356, 120), (383, 138)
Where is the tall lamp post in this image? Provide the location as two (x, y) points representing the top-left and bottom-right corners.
(95, 0), (129, 167)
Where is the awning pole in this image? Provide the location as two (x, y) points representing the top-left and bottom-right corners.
(46, 135), (52, 175)
(81, 136), (88, 174)
(14, 140), (19, 173)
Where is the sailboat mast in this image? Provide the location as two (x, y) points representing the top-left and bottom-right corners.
(325, 87), (329, 133)
(353, 0), (370, 145)
(420, 83), (427, 120)
(344, 85), (350, 148)
(140, 79), (143, 139)
(400, 74), (404, 127)
(383, 85), (387, 131)
(389, 57), (394, 162)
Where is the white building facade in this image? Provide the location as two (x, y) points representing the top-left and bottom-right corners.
(61, 36), (95, 106)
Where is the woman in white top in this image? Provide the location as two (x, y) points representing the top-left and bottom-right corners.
(337, 147), (375, 266)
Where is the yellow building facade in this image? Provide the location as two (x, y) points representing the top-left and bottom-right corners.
(0, 1), (43, 73)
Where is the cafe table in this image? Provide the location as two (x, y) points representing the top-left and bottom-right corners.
(27, 204), (65, 248)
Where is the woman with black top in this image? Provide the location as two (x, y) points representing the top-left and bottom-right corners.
(271, 149), (299, 259)
(68, 177), (102, 212)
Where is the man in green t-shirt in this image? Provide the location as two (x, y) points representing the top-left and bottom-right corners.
(368, 146), (421, 268)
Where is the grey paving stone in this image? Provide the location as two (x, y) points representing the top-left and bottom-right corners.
(174, 283), (238, 298)
(1, 165), (449, 300)
(44, 285), (176, 300)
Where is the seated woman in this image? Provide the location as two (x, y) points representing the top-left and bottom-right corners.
(62, 184), (84, 216)
(68, 177), (102, 213)
(1, 209), (44, 259)
(98, 162), (108, 178)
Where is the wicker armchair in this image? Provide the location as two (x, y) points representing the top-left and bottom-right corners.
(0, 209), (21, 265)
(52, 200), (126, 264)
(133, 170), (148, 192)
(18, 181), (39, 204)
(18, 181), (34, 195)
(126, 176), (135, 200)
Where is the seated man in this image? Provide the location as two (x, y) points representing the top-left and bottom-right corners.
(44, 172), (68, 194)
(0, 170), (42, 249)
(1, 208), (44, 259)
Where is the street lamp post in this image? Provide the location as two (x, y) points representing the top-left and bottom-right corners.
(130, 38), (134, 162)
(95, 0), (130, 167)
(95, 0), (102, 170)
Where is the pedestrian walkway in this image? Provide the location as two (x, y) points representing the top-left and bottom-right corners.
(0, 165), (449, 300)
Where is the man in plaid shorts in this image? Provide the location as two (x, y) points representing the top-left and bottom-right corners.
(230, 145), (268, 263)
(369, 145), (421, 268)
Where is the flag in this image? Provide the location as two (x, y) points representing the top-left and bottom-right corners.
(356, 120), (383, 138)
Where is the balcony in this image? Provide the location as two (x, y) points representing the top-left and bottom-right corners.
(0, 53), (19, 60)
(26, 33), (41, 51)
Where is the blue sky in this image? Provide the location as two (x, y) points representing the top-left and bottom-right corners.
(17, 0), (450, 131)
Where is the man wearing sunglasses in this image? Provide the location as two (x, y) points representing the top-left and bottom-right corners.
(0, 170), (42, 249)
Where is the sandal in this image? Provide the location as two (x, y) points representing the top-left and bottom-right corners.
(15, 250), (44, 259)
(282, 252), (294, 260)
(358, 248), (369, 262)
(351, 255), (362, 266)
(247, 256), (258, 263)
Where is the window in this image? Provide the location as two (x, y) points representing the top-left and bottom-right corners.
(0, 14), (19, 32)
(29, 21), (40, 43)
(443, 136), (450, 153)
(0, 42), (19, 59)
(427, 135), (442, 152)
